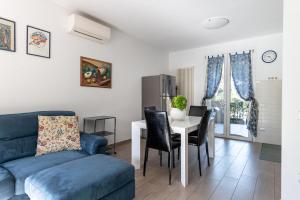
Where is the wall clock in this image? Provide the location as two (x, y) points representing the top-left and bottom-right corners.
(262, 50), (277, 63)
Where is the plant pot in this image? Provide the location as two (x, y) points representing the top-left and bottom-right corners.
(170, 108), (186, 121)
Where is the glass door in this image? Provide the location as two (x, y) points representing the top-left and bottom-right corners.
(210, 54), (252, 141)
(211, 62), (225, 137)
(229, 76), (251, 140)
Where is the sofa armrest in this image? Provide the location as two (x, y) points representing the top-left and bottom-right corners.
(80, 132), (108, 155)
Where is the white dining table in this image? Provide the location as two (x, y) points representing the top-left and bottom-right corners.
(131, 116), (215, 187)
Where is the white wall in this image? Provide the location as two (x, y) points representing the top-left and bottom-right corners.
(0, 0), (168, 143)
(282, 1), (300, 199)
(169, 33), (282, 144)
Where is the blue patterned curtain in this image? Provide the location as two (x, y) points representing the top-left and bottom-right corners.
(230, 52), (258, 137)
(202, 55), (224, 105)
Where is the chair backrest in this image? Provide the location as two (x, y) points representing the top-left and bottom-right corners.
(144, 110), (172, 152)
(0, 111), (75, 164)
(143, 106), (156, 119)
(189, 106), (207, 117)
(197, 110), (212, 145)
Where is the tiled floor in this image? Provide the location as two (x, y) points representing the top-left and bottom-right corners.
(115, 138), (281, 200)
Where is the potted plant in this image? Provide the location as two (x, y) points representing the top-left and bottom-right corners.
(170, 95), (187, 121)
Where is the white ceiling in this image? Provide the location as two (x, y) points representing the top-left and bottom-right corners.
(51, 0), (283, 51)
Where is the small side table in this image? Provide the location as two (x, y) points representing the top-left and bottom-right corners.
(83, 116), (116, 154)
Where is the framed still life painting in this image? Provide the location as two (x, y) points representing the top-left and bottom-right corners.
(80, 57), (112, 88)
(0, 17), (16, 52)
(27, 26), (51, 58)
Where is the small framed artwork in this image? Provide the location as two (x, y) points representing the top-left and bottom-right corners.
(80, 56), (112, 88)
(27, 26), (51, 58)
(0, 17), (16, 52)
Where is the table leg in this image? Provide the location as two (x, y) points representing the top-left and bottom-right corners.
(180, 132), (188, 187)
(208, 119), (215, 158)
(132, 123), (141, 169)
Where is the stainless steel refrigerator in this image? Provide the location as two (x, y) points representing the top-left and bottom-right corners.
(142, 74), (176, 118)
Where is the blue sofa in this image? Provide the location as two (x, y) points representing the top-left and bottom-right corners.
(0, 111), (135, 200)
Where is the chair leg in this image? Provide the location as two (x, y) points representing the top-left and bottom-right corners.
(159, 150), (162, 167)
(143, 147), (149, 176)
(197, 146), (202, 176)
(169, 151), (173, 185)
(172, 149), (175, 168)
(146, 149), (149, 162)
(168, 152), (170, 168)
(205, 142), (210, 167)
(178, 147), (180, 160)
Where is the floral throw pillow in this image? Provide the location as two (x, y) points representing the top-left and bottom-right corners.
(36, 116), (81, 156)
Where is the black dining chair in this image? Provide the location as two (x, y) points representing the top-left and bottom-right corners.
(144, 106), (163, 165)
(144, 106), (180, 167)
(173, 106), (211, 176)
(188, 105), (207, 137)
(189, 110), (211, 176)
(143, 106), (157, 135)
(173, 105), (207, 154)
(189, 105), (207, 117)
(173, 106), (207, 141)
(143, 110), (181, 185)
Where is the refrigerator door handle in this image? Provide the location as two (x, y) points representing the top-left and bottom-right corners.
(162, 78), (166, 96)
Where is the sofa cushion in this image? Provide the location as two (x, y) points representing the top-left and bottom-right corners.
(0, 111), (75, 141)
(0, 167), (15, 200)
(0, 136), (37, 165)
(36, 116), (81, 156)
(0, 111), (75, 164)
(1, 150), (87, 195)
(25, 154), (135, 200)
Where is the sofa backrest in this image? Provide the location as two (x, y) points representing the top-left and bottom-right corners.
(0, 111), (75, 164)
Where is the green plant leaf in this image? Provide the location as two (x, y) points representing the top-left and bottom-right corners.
(171, 95), (187, 110)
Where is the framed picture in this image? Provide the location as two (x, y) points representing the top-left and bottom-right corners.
(0, 17), (16, 52)
(27, 26), (51, 58)
(80, 56), (112, 88)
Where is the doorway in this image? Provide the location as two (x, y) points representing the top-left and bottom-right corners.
(211, 55), (252, 141)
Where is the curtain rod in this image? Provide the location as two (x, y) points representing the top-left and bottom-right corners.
(228, 49), (254, 55)
(205, 49), (254, 59)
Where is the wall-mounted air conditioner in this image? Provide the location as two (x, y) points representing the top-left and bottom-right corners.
(68, 14), (111, 43)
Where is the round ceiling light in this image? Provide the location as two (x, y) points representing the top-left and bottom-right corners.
(202, 17), (230, 29)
